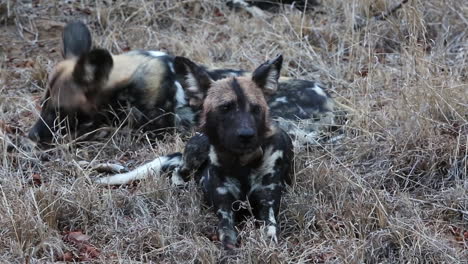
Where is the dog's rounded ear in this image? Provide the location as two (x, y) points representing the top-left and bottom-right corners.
(62, 21), (92, 59)
(72, 49), (113, 90)
(252, 55), (283, 94)
(174, 56), (213, 100)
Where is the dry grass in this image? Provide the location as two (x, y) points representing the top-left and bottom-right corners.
(1, 0), (467, 262)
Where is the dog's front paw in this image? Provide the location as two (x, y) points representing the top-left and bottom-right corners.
(266, 224), (278, 244)
(218, 228), (238, 250)
(170, 168), (187, 187)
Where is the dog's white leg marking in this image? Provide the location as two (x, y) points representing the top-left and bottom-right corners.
(95, 156), (177, 185)
(216, 209), (236, 245)
(216, 187), (228, 195)
(170, 167), (185, 186)
(267, 207), (278, 243)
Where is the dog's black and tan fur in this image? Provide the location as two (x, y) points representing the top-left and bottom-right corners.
(174, 56), (342, 147)
(188, 55), (294, 248)
(97, 56), (294, 249)
(29, 22), (342, 147)
(28, 21), (183, 143)
(28, 21), (249, 144)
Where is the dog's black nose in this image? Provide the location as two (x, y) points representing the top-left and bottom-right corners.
(237, 128), (255, 143)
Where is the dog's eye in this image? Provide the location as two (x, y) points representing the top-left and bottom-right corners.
(220, 102), (234, 112)
(251, 104), (261, 114)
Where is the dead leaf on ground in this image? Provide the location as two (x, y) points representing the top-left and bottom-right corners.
(31, 173), (42, 186)
(61, 231), (101, 261)
(56, 251), (75, 262)
(0, 120), (22, 134)
(14, 59), (35, 68)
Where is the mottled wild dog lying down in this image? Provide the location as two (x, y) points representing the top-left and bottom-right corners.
(27, 21), (245, 144)
(174, 56), (341, 146)
(28, 21), (341, 146)
(94, 53), (340, 184)
(27, 21), (183, 143)
(98, 56), (293, 249)
(95, 55), (344, 186)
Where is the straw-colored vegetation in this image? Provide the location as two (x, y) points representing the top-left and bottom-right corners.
(0, 0), (466, 262)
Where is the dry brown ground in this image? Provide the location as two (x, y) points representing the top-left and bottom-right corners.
(0, 0), (467, 263)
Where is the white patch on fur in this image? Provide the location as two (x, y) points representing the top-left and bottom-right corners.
(274, 117), (338, 147)
(174, 81), (187, 108)
(217, 209), (234, 225)
(267, 207), (277, 242)
(251, 147), (282, 181)
(95, 156), (181, 185)
(209, 146), (220, 166)
(296, 104), (308, 117)
(171, 168), (185, 186)
(311, 84), (327, 97)
(268, 207), (277, 224)
(249, 183), (279, 196)
(267, 226), (278, 242)
(265, 183), (279, 190)
(147, 51), (167, 57)
(289, 127), (320, 147)
(224, 178), (241, 199)
(323, 97), (335, 112)
(249, 147), (283, 194)
(218, 230), (225, 242)
(83, 64), (95, 83)
(259, 147), (283, 176)
(274, 96), (288, 103)
(231, 0), (266, 17)
(216, 187), (228, 195)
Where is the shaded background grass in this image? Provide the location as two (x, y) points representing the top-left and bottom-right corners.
(0, 0), (466, 262)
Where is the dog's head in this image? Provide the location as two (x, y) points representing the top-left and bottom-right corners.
(175, 55), (283, 154)
(28, 21), (113, 143)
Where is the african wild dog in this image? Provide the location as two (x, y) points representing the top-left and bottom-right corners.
(27, 21), (245, 144)
(28, 21), (342, 146)
(28, 21), (183, 143)
(96, 56), (294, 248)
(93, 53), (341, 184)
(173, 56), (342, 147)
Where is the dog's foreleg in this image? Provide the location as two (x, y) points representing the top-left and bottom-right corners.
(204, 168), (240, 249)
(216, 207), (237, 250)
(250, 185), (283, 244)
(95, 153), (182, 185)
(249, 144), (291, 243)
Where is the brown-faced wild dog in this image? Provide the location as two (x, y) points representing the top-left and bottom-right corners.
(28, 21), (341, 147)
(97, 56), (294, 248)
(174, 56), (342, 147)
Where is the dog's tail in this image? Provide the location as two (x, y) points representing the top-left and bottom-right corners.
(95, 153), (183, 185)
